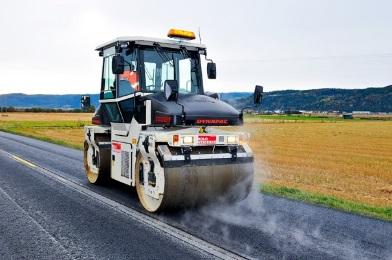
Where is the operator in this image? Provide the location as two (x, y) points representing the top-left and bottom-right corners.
(118, 64), (140, 97)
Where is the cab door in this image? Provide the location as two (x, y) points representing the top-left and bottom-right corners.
(100, 47), (123, 123)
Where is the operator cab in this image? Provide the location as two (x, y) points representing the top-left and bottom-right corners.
(94, 29), (243, 127)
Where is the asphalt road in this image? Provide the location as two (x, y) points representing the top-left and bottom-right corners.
(0, 131), (391, 259)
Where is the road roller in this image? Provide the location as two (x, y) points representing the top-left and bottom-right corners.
(84, 28), (263, 212)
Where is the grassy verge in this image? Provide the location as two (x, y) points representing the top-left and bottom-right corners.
(244, 114), (343, 122)
(0, 127), (83, 150)
(261, 184), (392, 222)
(0, 120), (87, 150)
(245, 114), (392, 122)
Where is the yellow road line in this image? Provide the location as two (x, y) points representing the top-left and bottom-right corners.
(12, 155), (37, 168)
(0, 149), (246, 259)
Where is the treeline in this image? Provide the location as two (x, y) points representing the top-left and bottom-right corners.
(0, 106), (95, 113)
(226, 85), (392, 112)
(0, 93), (100, 109)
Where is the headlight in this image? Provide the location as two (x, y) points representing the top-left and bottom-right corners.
(183, 136), (194, 145)
(227, 136), (237, 144)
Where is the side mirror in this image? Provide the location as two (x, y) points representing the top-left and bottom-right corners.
(164, 80), (179, 101)
(112, 55), (125, 74)
(80, 95), (91, 111)
(207, 62), (216, 79)
(254, 85), (263, 105)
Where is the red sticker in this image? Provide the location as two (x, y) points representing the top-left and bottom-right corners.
(112, 142), (122, 153)
(198, 135), (216, 145)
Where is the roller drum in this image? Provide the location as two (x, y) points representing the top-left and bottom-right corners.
(136, 153), (253, 212)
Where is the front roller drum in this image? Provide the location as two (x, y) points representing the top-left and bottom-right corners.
(135, 153), (253, 212)
(83, 141), (110, 184)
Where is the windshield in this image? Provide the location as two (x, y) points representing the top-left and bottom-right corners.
(140, 46), (202, 94)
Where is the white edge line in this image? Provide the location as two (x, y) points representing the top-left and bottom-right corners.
(1, 149), (247, 260)
(12, 155), (37, 168)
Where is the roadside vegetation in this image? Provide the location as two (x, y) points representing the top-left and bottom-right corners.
(0, 113), (91, 149)
(246, 113), (392, 122)
(0, 106), (95, 113)
(1, 112), (391, 221)
(261, 184), (392, 221)
(246, 114), (342, 122)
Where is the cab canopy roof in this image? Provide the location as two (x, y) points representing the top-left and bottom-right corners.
(95, 36), (206, 51)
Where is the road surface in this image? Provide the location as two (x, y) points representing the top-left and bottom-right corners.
(0, 131), (391, 259)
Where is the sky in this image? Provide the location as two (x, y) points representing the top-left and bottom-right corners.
(0, 0), (391, 94)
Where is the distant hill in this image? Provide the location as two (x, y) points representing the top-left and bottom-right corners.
(1, 85), (391, 112)
(0, 93), (100, 109)
(0, 93), (250, 109)
(224, 85), (392, 112)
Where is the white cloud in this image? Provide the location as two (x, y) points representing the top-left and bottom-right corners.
(0, 0), (391, 94)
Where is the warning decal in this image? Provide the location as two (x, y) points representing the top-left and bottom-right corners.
(198, 135), (216, 145)
(112, 142), (122, 153)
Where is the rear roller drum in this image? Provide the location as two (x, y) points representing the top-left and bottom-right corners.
(83, 141), (110, 184)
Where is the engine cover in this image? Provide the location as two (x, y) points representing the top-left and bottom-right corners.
(146, 93), (243, 126)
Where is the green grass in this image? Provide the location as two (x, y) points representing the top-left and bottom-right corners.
(261, 184), (392, 222)
(0, 127), (84, 150)
(0, 120), (87, 128)
(0, 120), (87, 150)
(245, 114), (343, 122)
(245, 114), (392, 122)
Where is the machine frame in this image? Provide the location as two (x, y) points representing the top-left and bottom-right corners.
(84, 32), (260, 212)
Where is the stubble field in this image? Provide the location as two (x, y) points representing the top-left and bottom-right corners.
(234, 121), (392, 207)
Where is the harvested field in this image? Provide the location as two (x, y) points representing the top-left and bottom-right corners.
(231, 120), (392, 208)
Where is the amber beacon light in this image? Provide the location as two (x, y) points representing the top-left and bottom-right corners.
(167, 28), (196, 40)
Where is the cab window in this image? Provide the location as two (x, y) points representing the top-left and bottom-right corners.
(140, 47), (202, 94)
(101, 55), (116, 99)
(103, 103), (122, 122)
(118, 48), (139, 97)
(144, 62), (157, 91)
